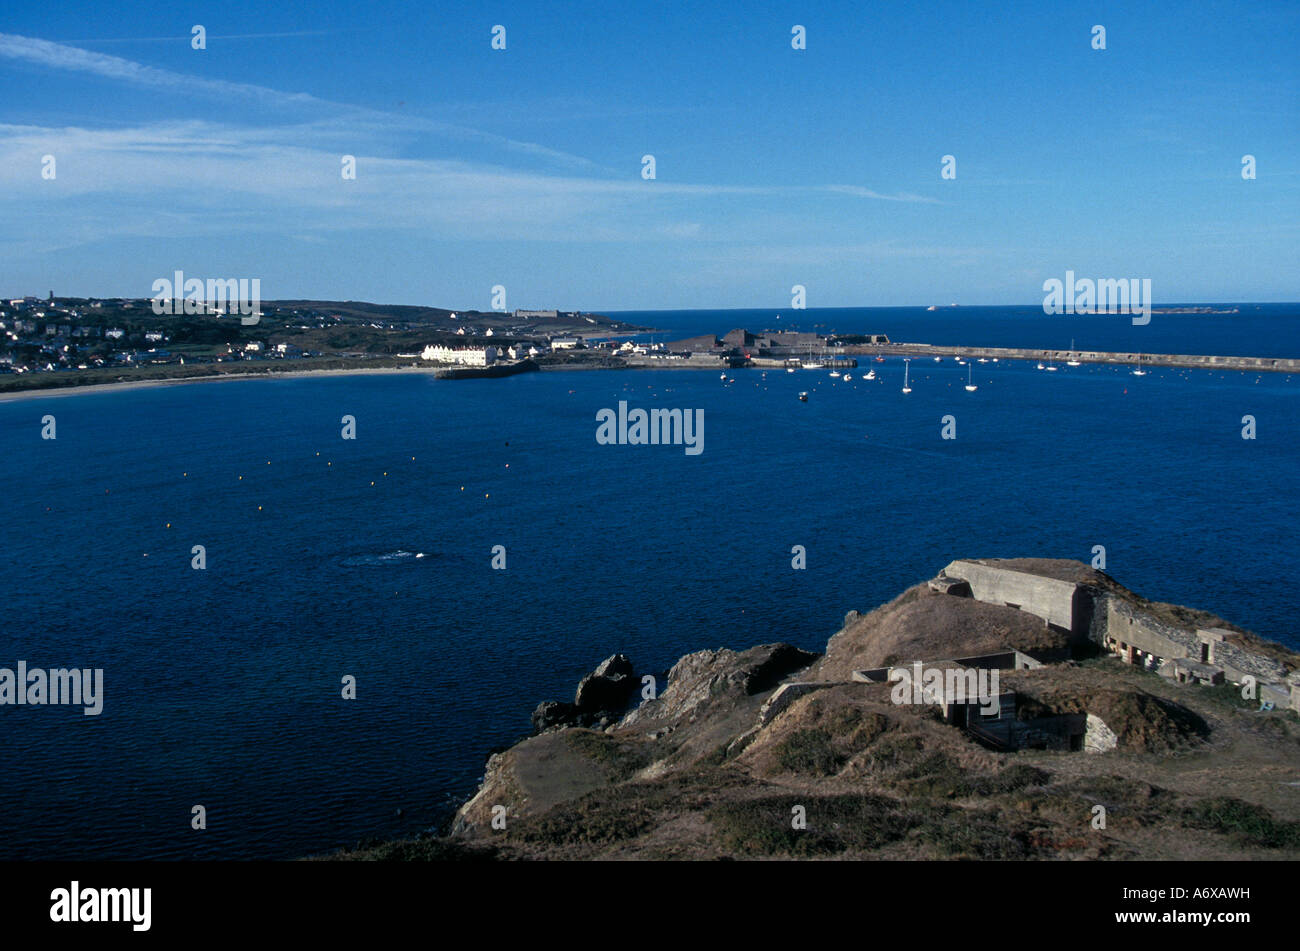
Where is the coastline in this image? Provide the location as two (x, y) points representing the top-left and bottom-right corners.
(3, 339), (1297, 404)
(0, 365), (442, 403)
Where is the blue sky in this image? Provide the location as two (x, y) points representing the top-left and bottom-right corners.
(1, 0), (1297, 309)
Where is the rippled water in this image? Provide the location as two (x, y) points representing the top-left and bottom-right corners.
(0, 306), (1296, 859)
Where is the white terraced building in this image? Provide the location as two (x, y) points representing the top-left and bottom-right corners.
(420, 345), (498, 366)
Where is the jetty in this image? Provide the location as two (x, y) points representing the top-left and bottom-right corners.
(840, 343), (1299, 374)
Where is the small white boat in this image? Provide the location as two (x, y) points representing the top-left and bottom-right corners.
(933, 356), (942, 362)
(1045, 364), (1059, 372)
(829, 370), (841, 378)
(720, 373), (728, 380)
(1067, 339), (1081, 366)
(843, 373), (852, 381)
(1132, 369), (1146, 376)
(786, 366), (796, 373)
(964, 364), (977, 392)
(901, 359), (912, 394)
(798, 391), (809, 402)
(977, 358), (988, 363)
(864, 369), (876, 380)
(1036, 362), (1046, 370)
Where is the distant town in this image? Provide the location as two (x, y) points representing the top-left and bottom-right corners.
(0, 292), (891, 391)
(0, 294), (653, 391)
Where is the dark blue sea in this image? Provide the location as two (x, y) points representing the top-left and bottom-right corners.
(1, 304), (1297, 860)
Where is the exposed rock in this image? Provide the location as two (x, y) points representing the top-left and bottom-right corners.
(574, 653), (637, 712)
(592, 654), (634, 680)
(622, 643), (819, 728)
(531, 700), (580, 732)
(528, 654), (640, 733)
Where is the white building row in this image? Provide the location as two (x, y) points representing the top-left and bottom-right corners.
(420, 345), (498, 366)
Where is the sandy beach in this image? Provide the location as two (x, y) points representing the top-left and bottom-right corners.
(0, 365), (442, 403)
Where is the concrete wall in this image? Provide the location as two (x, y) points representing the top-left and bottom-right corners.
(1103, 596), (1195, 663)
(1210, 640), (1290, 687)
(944, 560), (1080, 635)
(951, 650), (1044, 671)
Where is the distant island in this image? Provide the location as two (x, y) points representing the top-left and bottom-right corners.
(325, 559), (1300, 861)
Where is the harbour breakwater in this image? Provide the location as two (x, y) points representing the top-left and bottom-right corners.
(842, 343), (1299, 373)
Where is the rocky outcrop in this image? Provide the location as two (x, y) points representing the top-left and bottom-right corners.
(622, 643), (819, 728)
(529, 653), (640, 732)
(574, 654), (637, 712)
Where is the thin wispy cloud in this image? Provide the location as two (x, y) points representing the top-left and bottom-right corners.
(0, 33), (324, 107)
(823, 185), (943, 204)
(0, 32), (607, 172)
(0, 117), (946, 254)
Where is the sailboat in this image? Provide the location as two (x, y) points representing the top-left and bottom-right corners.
(964, 364), (977, 392)
(1067, 339), (1081, 367)
(901, 359), (912, 394)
